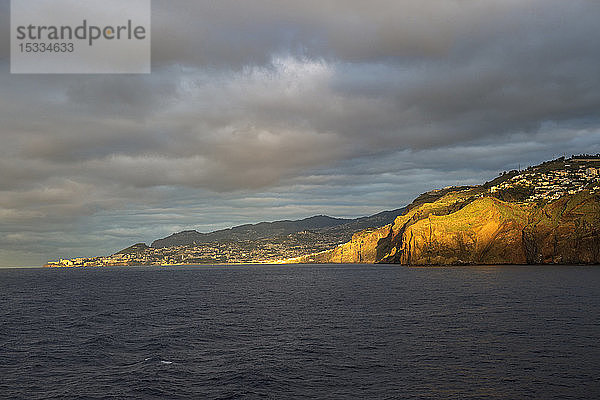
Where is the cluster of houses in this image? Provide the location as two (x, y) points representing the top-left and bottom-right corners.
(45, 233), (338, 267)
(46, 245), (213, 267)
(489, 157), (599, 202)
(46, 253), (142, 268)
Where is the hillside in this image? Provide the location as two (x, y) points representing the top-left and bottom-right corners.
(292, 156), (600, 265)
(153, 215), (348, 248)
(151, 210), (405, 248)
(46, 208), (405, 267)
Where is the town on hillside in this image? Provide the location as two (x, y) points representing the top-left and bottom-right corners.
(46, 232), (342, 268)
(489, 155), (599, 202)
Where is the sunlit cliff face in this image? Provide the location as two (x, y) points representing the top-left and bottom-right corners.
(1, 0), (600, 265)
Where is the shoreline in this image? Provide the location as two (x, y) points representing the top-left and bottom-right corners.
(40, 262), (600, 268)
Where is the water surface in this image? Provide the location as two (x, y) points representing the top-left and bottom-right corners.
(1, 264), (598, 399)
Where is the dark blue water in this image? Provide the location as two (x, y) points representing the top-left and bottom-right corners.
(1, 265), (599, 399)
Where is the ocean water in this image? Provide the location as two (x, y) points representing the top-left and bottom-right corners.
(0, 264), (599, 399)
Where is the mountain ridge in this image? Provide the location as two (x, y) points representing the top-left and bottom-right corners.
(152, 215), (352, 248)
(149, 210), (405, 248)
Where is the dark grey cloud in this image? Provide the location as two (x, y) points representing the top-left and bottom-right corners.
(1, 0), (600, 265)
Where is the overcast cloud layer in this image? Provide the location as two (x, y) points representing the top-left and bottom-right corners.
(1, 0), (600, 266)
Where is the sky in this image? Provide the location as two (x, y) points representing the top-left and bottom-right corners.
(1, 0), (600, 266)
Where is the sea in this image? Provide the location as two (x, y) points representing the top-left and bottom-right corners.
(0, 264), (599, 399)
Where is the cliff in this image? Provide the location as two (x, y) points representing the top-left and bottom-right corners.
(296, 188), (600, 266)
(522, 192), (600, 264)
(382, 195), (529, 265)
(293, 225), (392, 264)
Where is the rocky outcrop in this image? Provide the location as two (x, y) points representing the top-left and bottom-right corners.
(382, 197), (529, 265)
(294, 225), (392, 264)
(301, 190), (600, 265)
(522, 192), (600, 264)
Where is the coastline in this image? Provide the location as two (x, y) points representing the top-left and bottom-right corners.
(41, 261), (600, 268)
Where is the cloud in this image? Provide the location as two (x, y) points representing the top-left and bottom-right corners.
(1, 0), (600, 265)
